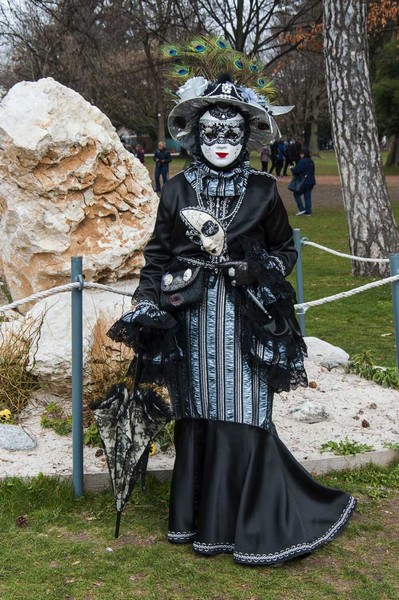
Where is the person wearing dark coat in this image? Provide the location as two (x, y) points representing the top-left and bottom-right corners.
(275, 139), (286, 177)
(283, 138), (301, 176)
(108, 71), (355, 566)
(291, 149), (316, 215)
(291, 138), (302, 163)
(154, 142), (172, 192)
(135, 144), (146, 164)
(268, 140), (279, 174)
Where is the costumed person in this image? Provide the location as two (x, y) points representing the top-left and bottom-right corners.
(153, 141), (172, 192)
(108, 37), (356, 566)
(291, 149), (316, 216)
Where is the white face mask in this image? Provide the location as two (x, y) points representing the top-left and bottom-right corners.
(181, 208), (225, 256)
(199, 106), (245, 168)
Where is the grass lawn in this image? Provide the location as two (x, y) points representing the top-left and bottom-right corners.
(1, 464), (398, 600)
(286, 204), (399, 368)
(161, 150), (399, 178)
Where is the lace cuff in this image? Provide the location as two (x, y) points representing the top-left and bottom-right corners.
(230, 237), (287, 280)
(107, 301), (178, 349)
(265, 255), (286, 275)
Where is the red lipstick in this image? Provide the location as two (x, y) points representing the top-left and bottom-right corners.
(216, 152), (228, 158)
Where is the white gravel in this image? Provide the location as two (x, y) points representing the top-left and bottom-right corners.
(1, 360), (398, 479)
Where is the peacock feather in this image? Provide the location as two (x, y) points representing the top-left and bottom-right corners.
(161, 35), (276, 100)
(161, 45), (179, 58)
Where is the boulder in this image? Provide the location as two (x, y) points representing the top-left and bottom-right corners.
(25, 279), (138, 394)
(0, 77), (158, 304)
(304, 336), (350, 369)
(289, 400), (331, 424)
(0, 424), (36, 450)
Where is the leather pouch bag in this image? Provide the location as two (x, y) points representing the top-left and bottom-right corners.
(288, 174), (307, 193)
(160, 266), (204, 312)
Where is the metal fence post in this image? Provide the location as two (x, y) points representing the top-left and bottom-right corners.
(71, 257), (84, 497)
(293, 228), (306, 336)
(389, 254), (399, 373)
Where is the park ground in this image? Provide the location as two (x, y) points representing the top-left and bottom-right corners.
(0, 464), (398, 599)
(1, 152), (399, 599)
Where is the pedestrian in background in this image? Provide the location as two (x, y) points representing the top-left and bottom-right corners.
(259, 144), (271, 172)
(276, 139), (286, 177)
(268, 140), (278, 174)
(135, 144), (145, 164)
(154, 141), (172, 193)
(291, 138), (302, 165)
(291, 149), (316, 216)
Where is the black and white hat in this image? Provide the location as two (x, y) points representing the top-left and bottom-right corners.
(168, 76), (294, 152)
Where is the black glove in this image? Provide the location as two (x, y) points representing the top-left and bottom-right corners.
(220, 261), (257, 287)
(107, 307), (178, 352)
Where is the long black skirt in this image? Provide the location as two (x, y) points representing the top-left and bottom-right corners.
(168, 418), (356, 566)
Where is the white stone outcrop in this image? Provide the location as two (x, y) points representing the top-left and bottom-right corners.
(304, 336), (350, 369)
(26, 280), (138, 394)
(0, 77), (158, 304)
(289, 400), (331, 424)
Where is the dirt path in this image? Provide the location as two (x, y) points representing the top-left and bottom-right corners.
(278, 175), (399, 209)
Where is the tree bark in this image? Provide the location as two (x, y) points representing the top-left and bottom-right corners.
(386, 135), (399, 168)
(308, 88), (322, 156)
(323, 0), (399, 276)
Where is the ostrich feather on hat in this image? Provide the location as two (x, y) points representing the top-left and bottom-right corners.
(161, 36), (294, 151)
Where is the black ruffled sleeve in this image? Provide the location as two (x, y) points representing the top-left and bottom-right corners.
(262, 186), (297, 276)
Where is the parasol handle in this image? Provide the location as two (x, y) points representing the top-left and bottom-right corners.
(133, 350), (143, 396)
(115, 511), (122, 538)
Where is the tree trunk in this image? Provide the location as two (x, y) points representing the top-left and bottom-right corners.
(308, 91), (320, 156)
(308, 119), (318, 156)
(386, 135), (399, 168)
(157, 106), (166, 143)
(323, 0), (399, 276)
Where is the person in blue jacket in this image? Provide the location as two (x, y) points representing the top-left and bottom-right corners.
(291, 149), (316, 215)
(276, 139), (286, 177)
(154, 141), (172, 193)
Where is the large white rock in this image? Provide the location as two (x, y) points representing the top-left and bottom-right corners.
(25, 280), (138, 394)
(304, 336), (350, 368)
(0, 77), (158, 303)
(289, 400), (331, 424)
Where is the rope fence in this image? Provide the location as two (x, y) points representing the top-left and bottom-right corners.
(301, 239), (390, 263)
(0, 281), (133, 312)
(1, 274), (399, 314)
(295, 273), (399, 311)
(1, 234), (399, 496)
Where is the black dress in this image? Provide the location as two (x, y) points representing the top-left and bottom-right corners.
(121, 166), (356, 565)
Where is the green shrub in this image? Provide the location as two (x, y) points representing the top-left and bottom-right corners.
(349, 351), (399, 389)
(320, 437), (375, 455)
(40, 402), (72, 436)
(0, 318), (41, 416)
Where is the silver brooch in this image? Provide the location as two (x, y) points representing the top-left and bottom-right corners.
(163, 273), (173, 287)
(221, 83), (232, 95)
(183, 268), (192, 282)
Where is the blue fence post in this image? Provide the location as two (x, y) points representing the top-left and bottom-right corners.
(71, 257), (84, 497)
(389, 254), (399, 374)
(293, 228), (306, 336)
